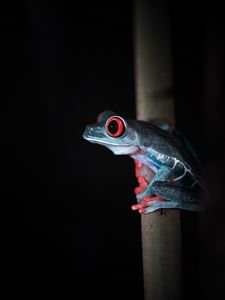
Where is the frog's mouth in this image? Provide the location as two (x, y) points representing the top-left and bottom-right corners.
(83, 135), (130, 147)
(83, 133), (139, 155)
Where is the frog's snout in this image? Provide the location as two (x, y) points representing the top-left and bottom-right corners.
(83, 124), (104, 141)
(83, 125), (91, 140)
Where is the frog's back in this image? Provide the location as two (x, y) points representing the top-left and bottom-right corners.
(128, 119), (202, 181)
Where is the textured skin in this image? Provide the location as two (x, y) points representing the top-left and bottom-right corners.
(83, 111), (203, 214)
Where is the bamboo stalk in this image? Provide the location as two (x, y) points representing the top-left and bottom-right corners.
(134, 1), (182, 299)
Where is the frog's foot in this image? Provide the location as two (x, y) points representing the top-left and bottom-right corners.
(131, 196), (165, 214)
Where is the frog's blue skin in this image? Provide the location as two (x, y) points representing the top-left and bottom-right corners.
(83, 111), (203, 213)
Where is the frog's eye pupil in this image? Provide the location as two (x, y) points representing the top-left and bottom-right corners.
(108, 120), (118, 134)
(106, 117), (125, 137)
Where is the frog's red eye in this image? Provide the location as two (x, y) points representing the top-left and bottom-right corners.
(105, 117), (126, 137)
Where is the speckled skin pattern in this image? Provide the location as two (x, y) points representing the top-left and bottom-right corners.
(83, 111), (203, 214)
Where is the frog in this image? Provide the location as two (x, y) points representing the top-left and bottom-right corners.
(83, 110), (203, 214)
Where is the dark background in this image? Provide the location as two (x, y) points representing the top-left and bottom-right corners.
(2, 1), (225, 299)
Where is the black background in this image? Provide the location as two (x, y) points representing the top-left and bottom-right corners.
(2, 1), (225, 299)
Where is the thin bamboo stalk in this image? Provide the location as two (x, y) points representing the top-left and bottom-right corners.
(134, 1), (182, 299)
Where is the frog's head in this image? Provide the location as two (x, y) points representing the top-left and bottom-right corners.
(83, 111), (139, 155)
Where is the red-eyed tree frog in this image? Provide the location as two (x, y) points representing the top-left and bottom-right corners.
(83, 111), (203, 214)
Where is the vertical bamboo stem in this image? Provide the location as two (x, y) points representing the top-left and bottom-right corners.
(134, 1), (182, 299)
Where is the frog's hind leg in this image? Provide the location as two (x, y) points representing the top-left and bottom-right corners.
(143, 181), (203, 213)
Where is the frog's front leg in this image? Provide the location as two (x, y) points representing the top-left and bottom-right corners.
(136, 167), (171, 200)
(132, 167), (171, 214)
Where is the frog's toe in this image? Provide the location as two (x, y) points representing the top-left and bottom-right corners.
(132, 196), (166, 214)
(143, 196), (165, 203)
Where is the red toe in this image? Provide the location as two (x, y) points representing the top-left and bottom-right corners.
(143, 196), (165, 202)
